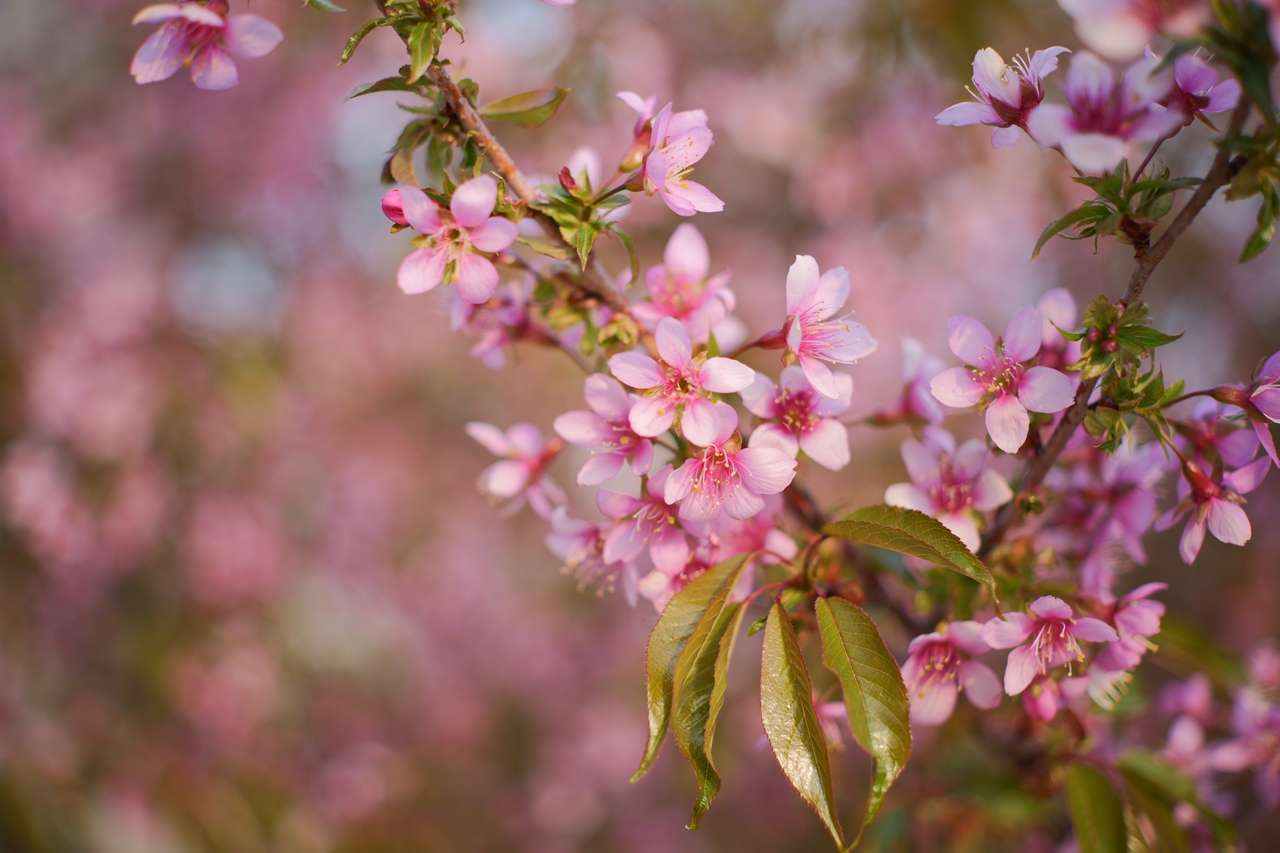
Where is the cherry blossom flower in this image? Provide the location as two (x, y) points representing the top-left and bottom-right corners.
(382, 176), (517, 304)
(466, 422), (565, 518)
(1210, 685), (1280, 807)
(884, 427), (1013, 551)
(630, 224), (736, 345)
(870, 338), (946, 426)
(741, 365), (852, 471)
(936, 46), (1070, 148)
(782, 256), (877, 399)
(545, 509), (637, 604)
(1209, 350), (1280, 468)
(1175, 400), (1260, 471)
(1023, 673), (1089, 722)
(638, 551), (712, 613)
(1154, 51), (1242, 127)
(702, 500), (799, 567)
(641, 103), (724, 216)
(596, 465), (689, 577)
(1093, 582), (1165, 673)
(617, 91), (659, 137)
(984, 596), (1118, 695)
(1057, 0), (1208, 61)
(130, 1), (282, 91)
(664, 402), (797, 522)
(1155, 456), (1269, 564)
(930, 305), (1076, 454)
(900, 621), (1003, 725)
(553, 375), (654, 486)
(1027, 51), (1184, 174)
(607, 317), (754, 438)
(1036, 288), (1083, 372)
(448, 279), (555, 369)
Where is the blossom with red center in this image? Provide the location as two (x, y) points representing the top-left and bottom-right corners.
(936, 46), (1070, 148)
(131, 1), (282, 91)
(382, 176), (518, 304)
(1155, 455), (1269, 564)
(553, 374), (653, 486)
(608, 317), (755, 438)
(983, 596), (1118, 695)
(630, 224), (736, 345)
(449, 278), (555, 369)
(782, 255), (877, 399)
(638, 551), (712, 613)
(596, 465), (689, 577)
(466, 422), (565, 519)
(664, 402), (797, 522)
(1152, 50), (1241, 128)
(1174, 400), (1261, 472)
(1093, 582), (1166, 673)
(1057, 0), (1208, 61)
(883, 427), (1013, 551)
(741, 365), (852, 471)
(641, 103), (724, 216)
(901, 621), (1003, 725)
(930, 304), (1076, 454)
(1207, 350), (1280, 468)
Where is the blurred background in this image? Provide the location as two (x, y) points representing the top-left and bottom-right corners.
(0, 0), (1277, 850)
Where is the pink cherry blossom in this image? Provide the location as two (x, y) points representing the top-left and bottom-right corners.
(900, 621), (1003, 725)
(630, 224), (736, 345)
(553, 375), (654, 486)
(607, 316), (754, 438)
(1155, 456), (1269, 564)
(466, 422), (565, 519)
(664, 402), (797, 522)
(782, 256), (877, 399)
(983, 596), (1118, 695)
(930, 305), (1076, 454)
(596, 465), (689, 577)
(1093, 582), (1166, 673)
(638, 551), (712, 613)
(936, 46), (1070, 148)
(545, 508), (638, 604)
(1027, 51), (1185, 174)
(1036, 288), (1083, 372)
(700, 498), (799, 567)
(870, 338), (946, 426)
(1022, 673), (1089, 722)
(641, 103), (724, 216)
(382, 176), (518, 304)
(449, 278), (555, 369)
(1156, 50), (1242, 127)
(1175, 400), (1260, 471)
(1057, 0), (1208, 61)
(741, 365), (853, 471)
(1210, 685), (1280, 807)
(617, 91), (659, 137)
(883, 427), (1013, 551)
(131, 1), (282, 91)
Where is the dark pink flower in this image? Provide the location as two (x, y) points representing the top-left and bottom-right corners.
(930, 305), (1076, 454)
(984, 596), (1118, 695)
(1176, 400), (1261, 471)
(630, 224), (736, 345)
(131, 1), (282, 91)
(553, 375), (654, 486)
(1155, 456), (1269, 564)
(936, 46), (1070, 148)
(1093, 582), (1166, 672)
(1022, 673), (1089, 722)
(901, 621), (1002, 725)
(545, 509), (637, 603)
(608, 317), (755, 438)
(466, 422), (565, 518)
(741, 365), (853, 471)
(1209, 350), (1280, 468)
(1155, 50), (1242, 127)
(596, 465), (688, 577)
(641, 103), (723, 216)
(782, 256), (877, 399)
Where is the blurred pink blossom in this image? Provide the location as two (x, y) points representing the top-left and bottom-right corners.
(130, 1), (282, 91)
(936, 46), (1070, 148)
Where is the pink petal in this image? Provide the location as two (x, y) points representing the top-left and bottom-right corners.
(884, 483), (935, 514)
(130, 22), (188, 83)
(506, 424), (544, 458)
(972, 47), (1020, 107)
(664, 459), (698, 505)
(1205, 78), (1245, 112)
(663, 223), (710, 280)
(1206, 499), (1250, 546)
(1071, 617), (1119, 643)
(1037, 288), (1078, 344)
(1174, 54), (1219, 95)
(785, 255), (821, 315)
(900, 438), (941, 486)
(723, 484), (766, 520)
(947, 316), (996, 366)
(1018, 366), (1076, 413)
(812, 371), (854, 417)
(750, 423), (800, 458)
(222, 14), (283, 57)
(630, 440), (654, 476)
(1061, 132), (1128, 175)
(930, 367), (985, 408)
(603, 522), (645, 564)
(649, 526), (689, 576)
(468, 217), (517, 253)
(132, 4), (193, 24)
(971, 469), (1013, 511)
(822, 322), (878, 363)
(734, 447), (797, 496)
(698, 357), (754, 393)
(480, 460), (530, 498)
(628, 396), (677, 437)
(397, 186), (442, 234)
(1253, 420), (1279, 469)
(1179, 516), (1207, 564)
(1003, 644), (1040, 695)
(583, 374), (631, 420)
(1030, 596), (1074, 620)
(948, 621), (992, 656)
(797, 355), (838, 399)
(577, 452), (625, 486)
(1026, 103), (1074, 149)
(739, 373), (779, 418)
(454, 254), (499, 304)
(983, 612), (1034, 649)
(990, 126), (1021, 148)
(1115, 600), (1164, 638)
(608, 353), (664, 389)
(811, 266), (850, 322)
(798, 419), (849, 471)
(951, 439), (988, 481)
(397, 247), (447, 295)
(190, 44), (239, 90)
(1002, 305), (1043, 362)
(680, 398), (726, 447)
(450, 175), (499, 229)
(660, 180), (723, 215)
(958, 660), (1003, 709)
(553, 411), (609, 447)
(596, 489), (643, 519)
(381, 189), (409, 225)
(935, 101), (1002, 127)
(909, 677), (958, 726)
(1224, 456), (1270, 494)
(465, 422), (512, 456)
(655, 317), (692, 368)
(985, 394), (1030, 454)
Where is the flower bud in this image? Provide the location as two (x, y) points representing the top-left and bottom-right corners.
(1209, 384), (1251, 408)
(557, 166), (578, 194)
(381, 189), (408, 225)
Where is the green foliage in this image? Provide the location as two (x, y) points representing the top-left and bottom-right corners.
(824, 505), (999, 609)
(1118, 750), (1237, 852)
(761, 599), (845, 850)
(1066, 297), (1182, 382)
(1064, 764), (1126, 853)
(339, 2), (465, 70)
(1225, 129), (1280, 262)
(815, 597), (911, 834)
(1203, 0), (1275, 119)
(304, 0), (346, 12)
(532, 183), (633, 268)
(478, 88), (570, 129)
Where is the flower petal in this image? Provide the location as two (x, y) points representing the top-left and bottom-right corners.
(797, 355), (838, 399)
(699, 357), (754, 393)
(1179, 516), (1207, 564)
(465, 422), (512, 456)
(450, 175), (499, 229)
(947, 316), (996, 366)
(1003, 644), (1040, 695)
(1018, 366), (1076, 413)
(909, 676), (958, 726)
(628, 396), (677, 437)
(983, 612), (1034, 648)
(798, 418), (849, 471)
(655, 317), (693, 368)
(985, 394), (1030, 454)
(454, 254), (499, 304)
(222, 14), (283, 57)
(739, 372), (779, 418)
(785, 255), (821, 315)
(468, 217), (517, 253)
(397, 247), (447, 295)
(958, 660), (1003, 709)
(750, 423), (800, 458)
(1206, 499), (1251, 546)
(935, 101), (1002, 127)
(130, 21), (188, 84)
(663, 223), (710, 280)
(930, 367), (985, 408)
(608, 353), (664, 389)
(734, 447), (797, 495)
(1071, 617), (1119, 643)
(190, 44), (239, 90)
(553, 411), (609, 447)
(577, 452), (625, 486)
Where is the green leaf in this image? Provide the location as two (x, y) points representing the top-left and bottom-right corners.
(515, 236), (574, 262)
(305, 0), (346, 11)
(389, 147), (419, 187)
(1033, 204), (1111, 259)
(671, 593), (745, 828)
(761, 599), (845, 850)
(632, 554), (752, 784)
(815, 597), (911, 834)
(406, 21), (439, 84)
(1084, 406), (1122, 437)
(1119, 326), (1184, 350)
(479, 88), (571, 129)
(1065, 764), (1127, 853)
(345, 76), (417, 101)
(1241, 209), (1277, 262)
(611, 226), (641, 286)
(575, 222), (602, 269)
(824, 505), (999, 610)
(340, 17), (397, 65)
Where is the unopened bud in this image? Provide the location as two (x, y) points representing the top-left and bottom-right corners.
(1209, 384), (1251, 407)
(381, 189), (408, 225)
(558, 166), (578, 193)
(1106, 323), (1118, 337)
(1086, 326), (1102, 343)
(757, 328), (788, 350)
(1100, 340), (1119, 353)
(834, 583), (865, 605)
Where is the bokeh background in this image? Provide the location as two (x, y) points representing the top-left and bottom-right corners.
(0, 0), (1277, 850)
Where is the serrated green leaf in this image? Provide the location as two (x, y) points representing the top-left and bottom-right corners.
(305, 0), (346, 11)
(761, 599), (845, 850)
(1065, 764), (1127, 853)
(345, 76), (417, 101)
(340, 17), (396, 65)
(575, 222), (602, 269)
(824, 505), (999, 610)
(1084, 407), (1122, 437)
(1033, 204), (1111, 259)
(406, 21), (439, 83)
(611, 226), (641, 286)
(632, 555), (752, 784)
(1120, 326), (1184, 350)
(747, 616), (767, 638)
(815, 597), (911, 835)
(515, 236), (574, 262)
(479, 88), (570, 129)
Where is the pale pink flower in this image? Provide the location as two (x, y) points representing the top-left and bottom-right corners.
(553, 374), (654, 486)
(664, 402), (797, 522)
(1209, 350), (1280, 468)
(1057, 0), (1208, 61)
(1155, 50), (1242, 127)
(983, 596), (1118, 695)
(545, 508), (638, 604)
(930, 305), (1076, 454)
(1027, 51), (1185, 174)
(701, 499), (799, 567)
(936, 46), (1070, 148)
(630, 224), (736, 345)
(1210, 686), (1280, 807)
(870, 338), (946, 426)
(782, 255), (877, 399)
(901, 621), (1003, 725)
(1176, 400), (1260, 471)
(883, 427), (1013, 551)
(449, 279), (552, 369)
(466, 422), (565, 518)
(607, 317), (754, 438)
(596, 466), (689, 577)
(1160, 673), (1216, 725)
(617, 91), (659, 136)
(1036, 288), (1083, 372)
(641, 103), (724, 216)
(1155, 456), (1269, 564)
(741, 365), (852, 471)
(382, 176), (518, 304)
(131, 1), (282, 91)
(1093, 582), (1166, 673)
(638, 552), (712, 613)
